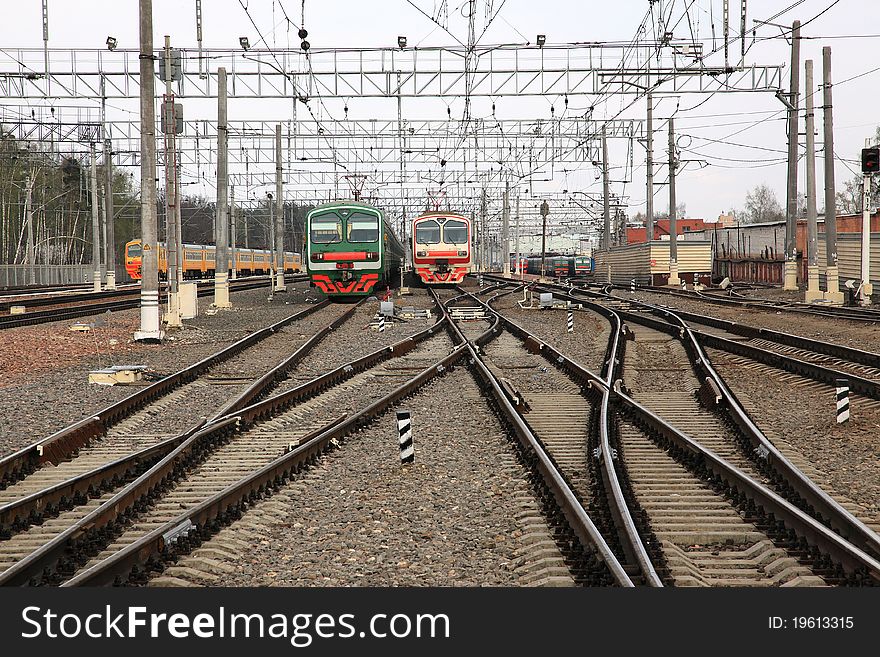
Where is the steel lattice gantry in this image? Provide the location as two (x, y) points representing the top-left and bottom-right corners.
(0, 43), (783, 100)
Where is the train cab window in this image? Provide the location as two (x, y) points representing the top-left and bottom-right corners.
(347, 212), (379, 243)
(415, 219), (440, 244)
(443, 220), (468, 245)
(127, 243), (142, 257)
(310, 214), (343, 244)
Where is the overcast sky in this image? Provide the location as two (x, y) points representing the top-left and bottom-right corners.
(1, 0), (879, 226)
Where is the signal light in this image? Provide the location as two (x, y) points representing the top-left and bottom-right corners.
(862, 147), (880, 174)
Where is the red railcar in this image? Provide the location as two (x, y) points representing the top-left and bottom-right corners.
(412, 212), (472, 285)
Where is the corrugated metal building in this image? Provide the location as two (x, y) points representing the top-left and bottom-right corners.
(593, 241), (713, 285)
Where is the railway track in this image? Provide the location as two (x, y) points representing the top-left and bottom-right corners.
(629, 283), (880, 323)
(0, 300), (353, 538)
(0, 294), (456, 585)
(443, 288), (638, 586)
(0, 274), (307, 330)
(620, 323), (824, 585)
(478, 274), (880, 585)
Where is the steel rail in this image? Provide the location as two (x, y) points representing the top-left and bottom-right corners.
(0, 274), (308, 330)
(550, 283), (880, 562)
(479, 275), (880, 580)
(614, 293), (880, 368)
(584, 286), (880, 399)
(0, 296), (448, 585)
(468, 288), (663, 586)
(632, 284), (880, 323)
(441, 289), (634, 587)
(615, 389), (880, 584)
(60, 309), (463, 586)
(0, 298), (330, 488)
(0, 300), (360, 537)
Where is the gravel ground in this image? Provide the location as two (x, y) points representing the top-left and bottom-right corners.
(223, 367), (551, 586)
(706, 347), (880, 515)
(277, 290), (439, 390)
(724, 287), (804, 302)
(115, 303), (353, 437)
(626, 289), (880, 353)
(490, 290), (610, 374)
(0, 282), (324, 456)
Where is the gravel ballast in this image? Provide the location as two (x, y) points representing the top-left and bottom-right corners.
(706, 348), (880, 517)
(0, 283), (325, 457)
(218, 367), (570, 586)
(490, 289), (611, 374)
(626, 288), (880, 353)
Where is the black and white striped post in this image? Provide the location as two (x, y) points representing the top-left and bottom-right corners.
(836, 378), (850, 423)
(378, 314), (385, 333)
(630, 278), (636, 294)
(681, 280), (687, 290)
(567, 310), (574, 333)
(397, 409), (414, 463)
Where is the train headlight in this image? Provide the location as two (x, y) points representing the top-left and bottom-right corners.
(366, 252), (379, 261)
(457, 250), (467, 256)
(417, 250), (427, 258)
(310, 252), (324, 261)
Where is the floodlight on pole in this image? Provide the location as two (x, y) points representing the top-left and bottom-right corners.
(536, 34), (546, 47)
(106, 36), (117, 51)
(398, 36), (407, 49)
(239, 36), (250, 51)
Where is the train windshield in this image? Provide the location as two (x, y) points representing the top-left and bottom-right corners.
(347, 212), (379, 243)
(310, 214), (343, 244)
(415, 219), (440, 244)
(443, 219), (468, 245)
(127, 243), (142, 257)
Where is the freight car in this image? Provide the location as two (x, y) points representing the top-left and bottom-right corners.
(306, 200), (404, 297)
(412, 212), (472, 285)
(124, 240), (301, 280)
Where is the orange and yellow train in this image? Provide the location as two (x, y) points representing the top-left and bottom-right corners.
(124, 239), (301, 280)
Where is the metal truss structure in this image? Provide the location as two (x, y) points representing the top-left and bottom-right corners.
(0, 24), (783, 250)
(0, 43), (783, 101)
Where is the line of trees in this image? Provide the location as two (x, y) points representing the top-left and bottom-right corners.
(0, 131), (140, 268)
(730, 125), (880, 224)
(0, 130), (312, 274)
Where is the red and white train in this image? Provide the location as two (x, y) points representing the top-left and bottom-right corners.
(412, 212), (472, 284)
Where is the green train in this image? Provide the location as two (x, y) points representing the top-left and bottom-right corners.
(306, 200), (405, 297)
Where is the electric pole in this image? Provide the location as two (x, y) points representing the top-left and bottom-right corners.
(25, 174), (35, 285)
(214, 67), (231, 307)
(646, 91), (654, 242)
(601, 126), (612, 282)
(230, 184), (237, 280)
(502, 181), (510, 277)
(784, 20), (801, 291)
(162, 35), (182, 326)
(540, 200), (549, 280)
(667, 117), (681, 286)
(267, 192), (275, 299)
(514, 192), (520, 279)
(275, 123), (286, 292)
(134, 0), (163, 341)
(861, 163), (874, 306)
(822, 46), (843, 304)
(804, 59), (820, 302)
(90, 143), (101, 292)
(479, 188), (487, 273)
(104, 137), (116, 290)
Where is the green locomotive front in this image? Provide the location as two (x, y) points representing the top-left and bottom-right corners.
(306, 201), (404, 297)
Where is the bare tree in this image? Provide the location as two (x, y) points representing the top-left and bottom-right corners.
(836, 125), (880, 214)
(743, 184), (784, 224)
